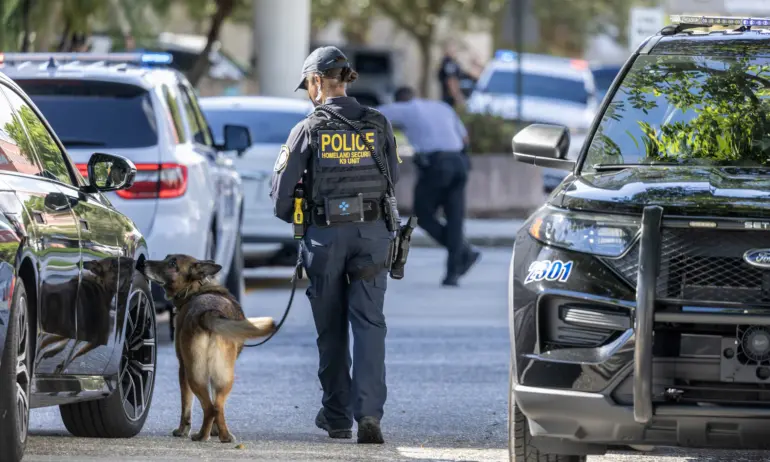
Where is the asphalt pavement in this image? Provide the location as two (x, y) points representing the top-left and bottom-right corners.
(22, 247), (770, 461)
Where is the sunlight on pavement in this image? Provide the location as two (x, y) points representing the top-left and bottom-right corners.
(397, 447), (506, 461)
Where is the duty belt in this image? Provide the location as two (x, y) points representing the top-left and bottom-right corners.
(311, 199), (382, 226)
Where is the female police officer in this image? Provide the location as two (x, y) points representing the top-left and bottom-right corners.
(270, 46), (400, 444)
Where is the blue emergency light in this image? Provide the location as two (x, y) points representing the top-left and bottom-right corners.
(670, 14), (770, 27)
(494, 50), (517, 62)
(0, 51), (173, 67)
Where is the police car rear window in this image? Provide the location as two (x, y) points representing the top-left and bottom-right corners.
(15, 79), (158, 149)
(480, 70), (589, 105)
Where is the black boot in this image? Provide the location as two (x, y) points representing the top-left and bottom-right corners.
(315, 408), (352, 439)
(357, 416), (384, 444)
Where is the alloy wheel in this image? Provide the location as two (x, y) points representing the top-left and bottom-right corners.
(15, 294), (29, 444)
(119, 290), (156, 422)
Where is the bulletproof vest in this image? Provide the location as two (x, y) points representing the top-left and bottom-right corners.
(306, 108), (389, 210)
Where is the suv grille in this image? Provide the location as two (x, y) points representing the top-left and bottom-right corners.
(604, 228), (770, 304)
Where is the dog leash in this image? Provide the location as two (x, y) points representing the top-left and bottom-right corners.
(243, 241), (304, 348)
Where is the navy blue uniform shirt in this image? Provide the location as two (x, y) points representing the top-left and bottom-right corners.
(270, 96), (401, 223)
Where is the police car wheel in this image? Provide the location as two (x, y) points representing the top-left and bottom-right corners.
(509, 360), (586, 462)
(60, 274), (156, 438)
(225, 231), (244, 304)
(0, 279), (31, 462)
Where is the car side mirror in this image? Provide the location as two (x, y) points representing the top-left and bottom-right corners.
(512, 124), (576, 171)
(222, 124), (252, 156)
(84, 153), (137, 193)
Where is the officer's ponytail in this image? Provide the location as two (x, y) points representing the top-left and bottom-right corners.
(339, 67), (358, 84)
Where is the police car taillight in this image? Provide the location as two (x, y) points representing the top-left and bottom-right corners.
(77, 162), (188, 199)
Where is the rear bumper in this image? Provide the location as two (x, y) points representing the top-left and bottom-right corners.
(516, 383), (770, 450)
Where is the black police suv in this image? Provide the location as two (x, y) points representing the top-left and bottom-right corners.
(0, 63), (156, 462)
(508, 15), (770, 461)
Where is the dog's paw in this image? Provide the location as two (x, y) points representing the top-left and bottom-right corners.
(219, 432), (236, 444)
(191, 431), (210, 442)
(172, 427), (190, 438)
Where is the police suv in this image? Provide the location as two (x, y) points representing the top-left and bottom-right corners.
(467, 50), (598, 192)
(508, 15), (770, 461)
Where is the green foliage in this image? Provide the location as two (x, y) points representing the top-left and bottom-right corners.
(5, 105), (71, 183)
(457, 109), (525, 154)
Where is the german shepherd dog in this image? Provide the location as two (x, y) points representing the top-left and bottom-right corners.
(140, 254), (275, 443)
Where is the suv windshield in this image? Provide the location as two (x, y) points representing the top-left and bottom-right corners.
(480, 70), (589, 105)
(203, 108), (308, 145)
(583, 54), (770, 172)
(15, 79), (158, 149)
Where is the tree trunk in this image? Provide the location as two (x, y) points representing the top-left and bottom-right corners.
(188, 0), (235, 87)
(417, 35), (432, 98)
(21, 0), (34, 51)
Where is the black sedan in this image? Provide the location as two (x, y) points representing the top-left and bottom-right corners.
(0, 71), (155, 461)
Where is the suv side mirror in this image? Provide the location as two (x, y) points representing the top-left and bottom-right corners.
(222, 124), (252, 156)
(85, 153), (137, 193)
(512, 124), (576, 171)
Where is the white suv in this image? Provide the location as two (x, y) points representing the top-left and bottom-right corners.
(0, 52), (249, 308)
(200, 96), (313, 267)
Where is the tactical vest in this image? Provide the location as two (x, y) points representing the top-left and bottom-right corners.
(306, 108), (389, 223)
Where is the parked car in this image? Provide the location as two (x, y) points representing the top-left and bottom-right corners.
(199, 95), (312, 267)
(0, 69), (155, 462)
(0, 52), (251, 320)
(467, 50), (598, 193)
(508, 15), (770, 461)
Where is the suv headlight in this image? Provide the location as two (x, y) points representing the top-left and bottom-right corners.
(528, 207), (640, 257)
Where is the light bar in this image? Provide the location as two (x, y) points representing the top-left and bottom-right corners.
(670, 14), (770, 27)
(494, 50), (517, 62)
(0, 52), (173, 66)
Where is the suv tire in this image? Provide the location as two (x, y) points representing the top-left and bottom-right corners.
(60, 273), (156, 438)
(509, 362), (586, 462)
(225, 230), (245, 303)
(0, 279), (32, 462)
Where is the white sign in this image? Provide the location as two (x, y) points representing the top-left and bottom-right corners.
(725, 0), (770, 14)
(629, 7), (665, 52)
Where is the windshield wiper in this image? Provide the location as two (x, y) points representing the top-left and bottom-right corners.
(592, 163), (690, 172)
(59, 139), (106, 147)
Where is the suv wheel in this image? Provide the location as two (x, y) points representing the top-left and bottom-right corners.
(60, 276), (156, 437)
(509, 361), (586, 462)
(0, 279), (31, 462)
(225, 230), (244, 303)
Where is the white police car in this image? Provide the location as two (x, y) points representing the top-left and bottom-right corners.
(467, 50), (598, 192)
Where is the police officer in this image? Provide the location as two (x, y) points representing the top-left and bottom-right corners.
(270, 46), (400, 445)
(378, 87), (481, 286)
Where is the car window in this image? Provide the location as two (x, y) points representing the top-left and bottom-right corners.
(591, 68), (620, 93)
(583, 54), (770, 171)
(479, 70), (589, 105)
(178, 84), (213, 146)
(162, 85), (187, 144)
(0, 88), (43, 177)
(1, 87), (72, 185)
(16, 79), (158, 150)
(202, 108), (308, 145)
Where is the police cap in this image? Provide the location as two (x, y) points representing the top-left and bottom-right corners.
(296, 46), (350, 91)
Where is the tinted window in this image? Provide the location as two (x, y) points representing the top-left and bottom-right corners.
(591, 67), (620, 92)
(16, 79), (158, 149)
(162, 85), (187, 144)
(178, 85), (213, 146)
(479, 70), (589, 105)
(0, 88), (42, 176)
(3, 88), (72, 185)
(584, 54), (770, 171)
(202, 108), (307, 145)
(354, 52), (391, 74)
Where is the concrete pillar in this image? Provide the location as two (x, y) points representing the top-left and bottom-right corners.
(254, 0), (310, 98)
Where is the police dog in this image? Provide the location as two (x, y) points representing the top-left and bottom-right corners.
(141, 254), (275, 443)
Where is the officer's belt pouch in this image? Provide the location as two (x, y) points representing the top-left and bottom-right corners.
(324, 194), (365, 225)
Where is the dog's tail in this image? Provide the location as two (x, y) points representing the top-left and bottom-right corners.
(200, 313), (276, 340)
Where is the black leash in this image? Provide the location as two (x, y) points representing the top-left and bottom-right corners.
(243, 241), (304, 348)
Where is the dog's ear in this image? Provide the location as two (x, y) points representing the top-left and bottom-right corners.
(82, 260), (97, 273)
(191, 260), (222, 279)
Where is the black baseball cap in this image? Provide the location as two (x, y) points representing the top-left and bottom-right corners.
(295, 46), (350, 91)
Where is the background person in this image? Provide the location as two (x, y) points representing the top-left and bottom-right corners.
(377, 86), (480, 287)
(438, 40), (484, 109)
(270, 46), (400, 445)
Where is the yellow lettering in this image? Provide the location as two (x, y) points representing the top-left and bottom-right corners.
(349, 158), (360, 165)
(321, 133), (331, 151)
(342, 133), (351, 151)
(355, 134), (365, 150)
(365, 132), (375, 144)
(331, 134), (342, 151)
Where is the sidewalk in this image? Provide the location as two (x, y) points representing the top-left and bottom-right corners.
(409, 217), (524, 248)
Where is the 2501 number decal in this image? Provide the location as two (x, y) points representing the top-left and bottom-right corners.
(524, 260), (574, 284)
